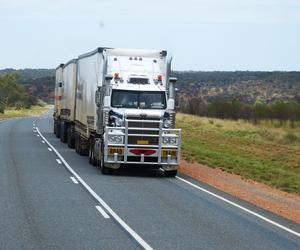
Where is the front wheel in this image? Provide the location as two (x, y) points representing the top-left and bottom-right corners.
(99, 142), (111, 174)
(165, 170), (177, 177)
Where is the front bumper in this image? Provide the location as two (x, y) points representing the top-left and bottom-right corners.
(103, 119), (181, 168)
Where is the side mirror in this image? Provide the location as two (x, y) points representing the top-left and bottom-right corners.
(175, 88), (180, 109)
(59, 82), (63, 88)
(169, 77), (177, 84)
(105, 74), (113, 81)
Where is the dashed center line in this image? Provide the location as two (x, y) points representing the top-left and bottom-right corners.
(41, 140), (45, 144)
(70, 176), (79, 184)
(48, 147), (53, 152)
(36, 126), (153, 250)
(96, 205), (110, 219)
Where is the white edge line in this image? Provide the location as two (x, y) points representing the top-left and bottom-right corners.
(70, 176), (79, 184)
(176, 176), (300, 238)
(96, 205), (110, 219)
(36, 127), (153, 250)
(56, 159), (62, 164)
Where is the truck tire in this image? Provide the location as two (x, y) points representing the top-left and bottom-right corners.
(55, 121), (60, 138)
(88, 140), (98, 166)
(53, 121), (56, 134)
(100, 163), (111, 174)
(75, 134), (81, 155)
(100, 144), (111, 174)
(60, 121), (68, 143)
(165, 170), (177, 177)
(75, 134), (86, 156)
(67, 126), (75, 148)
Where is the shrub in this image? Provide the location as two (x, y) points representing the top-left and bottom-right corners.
(0, 103), (4, 114)
(284, 132), (300, 143)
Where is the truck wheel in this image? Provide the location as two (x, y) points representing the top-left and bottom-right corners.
(55, 122), (60, 138)
(67, 127), (75, 148)
(75, 134), (81, 155)
(60, 122), (67, 143)
(100, 163), (111, 174)
(100, 144), (110, 174)
(53, 121), (56, 134)
(89, 141), (98, 166)
(77, 136), (86, 156)
(165, 170), (177, 177)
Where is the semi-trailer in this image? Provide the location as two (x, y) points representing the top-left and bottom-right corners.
(54, 47), (181, 176)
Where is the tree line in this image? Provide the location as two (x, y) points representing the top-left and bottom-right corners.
(0, 73), (38, 113)
(180, 97), (300, 125)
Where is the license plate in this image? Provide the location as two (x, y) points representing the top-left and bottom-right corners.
(108, 147), (124, 156)
(162, 149), (177, 158)
(137, 140), (149, 145)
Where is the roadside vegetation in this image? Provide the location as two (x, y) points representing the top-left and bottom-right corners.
(0, 73), (39, 113)
(0, 105), (51, 120)
(177, 113), (300, 194)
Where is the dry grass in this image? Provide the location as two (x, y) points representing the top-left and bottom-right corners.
(0, 105), (52, 120)
(176, 113), (300, 194)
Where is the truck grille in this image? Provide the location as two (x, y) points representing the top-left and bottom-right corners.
(127, 117), (160, 145)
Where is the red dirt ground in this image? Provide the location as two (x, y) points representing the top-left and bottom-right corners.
(179, 160), (300, 224)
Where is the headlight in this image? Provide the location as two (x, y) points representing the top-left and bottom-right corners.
(109, 116), (124, 127)
(108, 135), (124, 144)
(115, 117), (124, 127)
(163, 118), (172, 128)
(162, 136), (177, 145)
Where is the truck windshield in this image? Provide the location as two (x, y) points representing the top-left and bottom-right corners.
(111, 90), (166, 109)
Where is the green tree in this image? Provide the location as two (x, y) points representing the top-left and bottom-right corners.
(0, 73), (30, 111)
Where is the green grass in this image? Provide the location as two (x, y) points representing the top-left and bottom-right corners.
(177, 113), (300, 194)
(0, 105), (52, 120)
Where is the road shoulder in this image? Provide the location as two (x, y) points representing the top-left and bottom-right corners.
(179, 160), (300, 224)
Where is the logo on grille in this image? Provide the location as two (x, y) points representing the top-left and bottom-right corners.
(140, 113), (147, 119)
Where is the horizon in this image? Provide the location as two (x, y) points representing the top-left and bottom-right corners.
(1, 68), (300, 73)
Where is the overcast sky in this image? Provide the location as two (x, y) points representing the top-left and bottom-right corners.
(0, 0), (300, 71)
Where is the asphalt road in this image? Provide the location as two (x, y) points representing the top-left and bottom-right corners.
(0, 115), (300, 249)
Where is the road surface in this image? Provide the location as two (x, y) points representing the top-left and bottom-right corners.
(0, 114), (300, 249)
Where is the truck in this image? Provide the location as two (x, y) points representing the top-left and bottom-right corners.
(53, 63), (64, 137)
(54, 47), (181, 176)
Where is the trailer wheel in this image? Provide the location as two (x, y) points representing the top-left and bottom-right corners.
(55, 121), (60, 138)
(165, 170), (177, 177)
(67, 126), (75, 148)
(75, 134), (83, 155)
(60, 121), (67, 143)
(53, 121), (56, 134)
